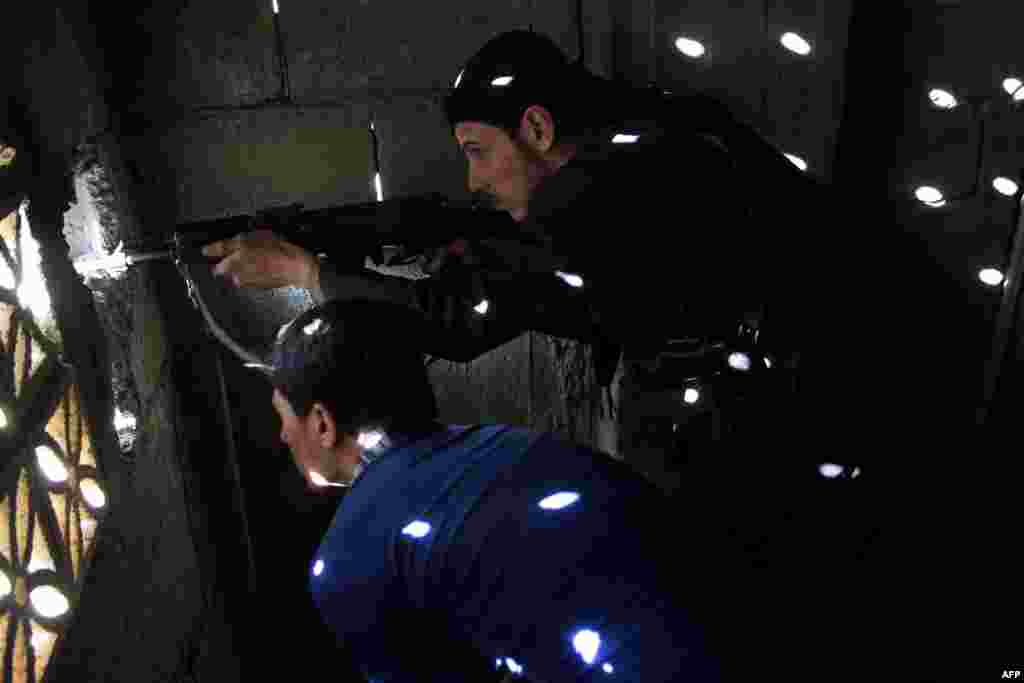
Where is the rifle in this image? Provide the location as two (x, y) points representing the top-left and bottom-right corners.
(70, 194), (565, 367)
(72, 193), (551, 278)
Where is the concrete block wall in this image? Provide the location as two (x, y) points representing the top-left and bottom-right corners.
(121, 0), (611, 222)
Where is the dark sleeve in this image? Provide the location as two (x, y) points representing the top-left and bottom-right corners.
(524, 140), (759, 348)
(313, 259), (528, 362)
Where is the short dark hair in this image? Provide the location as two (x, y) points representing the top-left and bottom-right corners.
(269, 299), (438, 435)
(443, 30), (606, 143)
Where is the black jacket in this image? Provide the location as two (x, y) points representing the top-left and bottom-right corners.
(315, 90), (824, 378)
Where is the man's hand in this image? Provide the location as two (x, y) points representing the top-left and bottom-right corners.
(201, 230), (320, 291)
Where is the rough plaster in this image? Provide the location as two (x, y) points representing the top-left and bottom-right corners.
(656, 0), (852, 178)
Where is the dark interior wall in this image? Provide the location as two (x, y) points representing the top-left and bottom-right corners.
(610, 1), (1016, 676)
(814, 3), (1019, 674)
(826, 1), (1016, 449)
(612, 0), (852, 177)
(108, 0), (609, 220)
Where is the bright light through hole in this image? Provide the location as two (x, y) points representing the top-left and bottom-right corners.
(0, 571), (10, 599)
(1004, 78), (1023, 96)
(35, 446), (68, 483)
(555, 271), (584, 288)
(979, 268), (1005, 286)
(728, 352), (751, 371)
(80, 479), (106, 509)
(474, 299), (490, 315)
(683, 387), (700, 405)
(272, 0), (279, 14)
(780, 32), (812, 55)
(303, 317), (324, 336)
(928, 89), (957, 109)
(27, 551), (53, 574)
(29, 586), (69, 619)
(505, 658), (523, 675)
(402, 520), (431, 538)
(0, 406), (7, 429)
(454, 70), (464, 88)
(784, 153), (808, 172)
(491, 76), (514, 87)
(819, 463), (844, 479)
(674, 37), (705, 58)
(915, 186), (944, 204)
(612, 134), (639, 144)
(31, 631), (54, 652)
(16, 204), (53, 325)
(313, 559), (324, 576)
(573, 629), (601, 665)
(993, 177), (1019, 196)
(539, 492), (580, 510)
(603, 663), (614, 674)
(1016, 88), (1024, 103)
(113, 407), (136, 433)
(374, 173), (383, 202)
(358, 431), (384, 449)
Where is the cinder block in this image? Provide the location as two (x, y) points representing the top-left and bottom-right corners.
(372, 95), (468, 201)
(159, 105), (375, 222)
(280, 0), (532, 94)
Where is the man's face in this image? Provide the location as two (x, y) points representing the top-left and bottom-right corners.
(455, 121), (548, 222)
(271, 388), (337, 485)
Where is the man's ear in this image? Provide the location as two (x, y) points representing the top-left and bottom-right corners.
(309, 402), (338, 449)
(519, 105), (556, 154)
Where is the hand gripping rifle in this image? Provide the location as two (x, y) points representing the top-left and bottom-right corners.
(72, 194), (552, 366)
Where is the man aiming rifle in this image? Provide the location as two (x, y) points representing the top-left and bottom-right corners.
(202, 30), (820, 380)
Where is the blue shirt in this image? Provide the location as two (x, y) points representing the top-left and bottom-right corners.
(310, 424), (719, 682)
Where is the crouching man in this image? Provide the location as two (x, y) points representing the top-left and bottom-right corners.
(255, 298), (721, 683)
